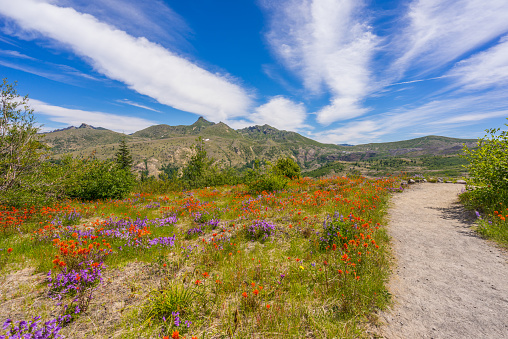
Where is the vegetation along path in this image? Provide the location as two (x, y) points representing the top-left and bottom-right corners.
(378, 183), (508, 339)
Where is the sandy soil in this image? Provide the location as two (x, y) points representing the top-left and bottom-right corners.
(377, 183), (508, 339)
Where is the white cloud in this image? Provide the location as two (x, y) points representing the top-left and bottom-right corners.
(263, 0), (378, 124)
(313, 90), (508, 144)
(316, 97), (369, 125)
(0, 50), (36, 60)
(250, 96), (308, 131)
(30, 99), (156, 134)
(53, 0), (192, 50)
(0, 0), (253, 122)
(116, 99), (162, 113)
(447, 36), (508, 91)
(224, 96), (308, 132)
(392, 0), (508, 76)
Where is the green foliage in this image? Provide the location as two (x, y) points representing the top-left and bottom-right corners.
(134, 173), (183, 194)
(462, 125), (508, 190)
(460, 120), (508, 247)
(0, 79), (57, 207)
(66, 156), (135, 200)
(160, 163), (179, 179)
(246, 172), (289, 193)
(142, 285), (194, 324)
(181, 137), (215, 188)
(273, 157), (301, 179)
(304, 162), (345, 178)
(115, 137), (133, 170)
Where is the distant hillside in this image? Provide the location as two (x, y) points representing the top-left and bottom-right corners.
(131, 117), (216, 139)
(42, 123), (136, 154)
(42, 118), (477, 177)
(344, 135), (478, 159)
(237, 125), (326, 146)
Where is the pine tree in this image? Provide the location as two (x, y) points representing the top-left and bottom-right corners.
(115, 137), (133, 170)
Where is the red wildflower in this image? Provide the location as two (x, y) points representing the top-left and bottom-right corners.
(7, 248), (13, 253)
(172, 330), (180, 339)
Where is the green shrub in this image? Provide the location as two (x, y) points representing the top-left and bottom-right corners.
(67, 158), (135, 200)
(460, 120), (508, 247)
(246, 173), (289, 193)
(134, 173), (183, 194)
(273, 157), (301, 179)
(462, 124), (508, 190)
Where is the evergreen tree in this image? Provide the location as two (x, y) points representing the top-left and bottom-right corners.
(115, 137), (133, 170)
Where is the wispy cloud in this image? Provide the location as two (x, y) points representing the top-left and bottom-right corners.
(54, 0), (193, 51)
(433, 110), (508, 125)
(391, 0), (508, 76)
(0, 49), (36, 60)
(447, 35), (508, 91)
(263, 0), (378, 125)
(0, 58), (100, 85)
(0, 0), (253, 122)
(116, 99), (162, 113)
(30, 99), (156, 134)
(313, 90), (508, 144)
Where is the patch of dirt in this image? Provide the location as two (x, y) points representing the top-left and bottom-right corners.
(374, 183), (508, 339)
(0, 261), (166, 338)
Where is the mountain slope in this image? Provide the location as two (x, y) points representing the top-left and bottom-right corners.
(42, 123), (137, 154)
(42, 119), (477, 176)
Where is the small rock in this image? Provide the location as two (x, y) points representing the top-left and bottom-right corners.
(401, 181), (408, 186)
(437, 177), (444, 183)
(455, 179), (466, 184)
(422, 179), (427, 182)
(408, 179), (416, 184)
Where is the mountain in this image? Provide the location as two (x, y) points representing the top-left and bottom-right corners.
(43, 123), (134, 154)
(41, 118), (478, 177)
(338, 135), (478, 161)
(237, 124), (325, 146)
(131, 116), (216, 139)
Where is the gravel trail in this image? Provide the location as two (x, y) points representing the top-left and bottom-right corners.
(378, 183), (508, 339)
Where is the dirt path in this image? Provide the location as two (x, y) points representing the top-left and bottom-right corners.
(377, 183), (508, 339)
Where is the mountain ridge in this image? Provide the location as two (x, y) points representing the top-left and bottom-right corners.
(41, 117), (477, 177)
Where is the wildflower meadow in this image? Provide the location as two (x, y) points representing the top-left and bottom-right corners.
(0, 175), (402, 338)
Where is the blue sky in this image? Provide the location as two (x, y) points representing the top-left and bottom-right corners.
(0, 0), (507, 144)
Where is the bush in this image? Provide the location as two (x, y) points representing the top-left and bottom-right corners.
(462, 124), (508, 190)
(460, 121), (508, 247)
(66, 157), (135, 200)
(134, 174), (183, 194)
(246, 173), (289, 193)
(273, 157), (301, 179)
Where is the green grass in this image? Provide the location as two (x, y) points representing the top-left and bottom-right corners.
(460, 187), (508, 248)
(0, 175), (400, 338)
